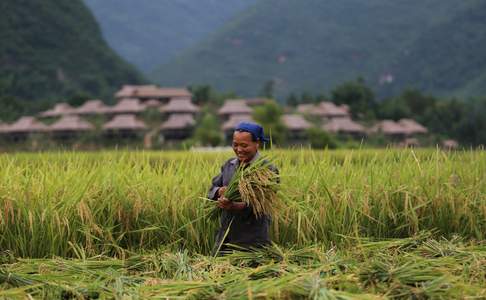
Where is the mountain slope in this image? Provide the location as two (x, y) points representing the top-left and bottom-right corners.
(83, 0), (258, 72)
(0, 0), (144, 102)
(150, 0), (482, 98)
(383, 0), (486, 97)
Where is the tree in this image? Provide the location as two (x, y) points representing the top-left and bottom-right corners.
(398, 89), (436, 116)
(68, 92), (92, 107)
(192, 113), (222, 146)
(456, 97), (486, 146)
(331, 78), (376, 119)
(190, 85), (212, 105)
(252, 101), (286, 145)
(286, 93), (298, 107)
(307, 127), (337, 149)
(260, 80), (275, 99)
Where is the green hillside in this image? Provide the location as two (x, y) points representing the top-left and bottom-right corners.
(383, 0), (486, 97)
(83, 0), (258, 72)
(151, 0), (483, 99)
(0, 0), (144, 102)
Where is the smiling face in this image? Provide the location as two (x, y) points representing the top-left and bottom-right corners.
(232, 131), (260, 163)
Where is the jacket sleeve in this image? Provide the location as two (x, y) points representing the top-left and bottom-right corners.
(208, 165), (224, 200)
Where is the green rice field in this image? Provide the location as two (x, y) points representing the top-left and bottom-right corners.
(0, 149), (485, 298)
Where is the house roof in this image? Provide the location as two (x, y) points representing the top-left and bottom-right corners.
(160, 114), (195, 130)
(115, 85), (192, 99)
(40, 103), (75, 117)
(398, 119), (428, 134)
(160, 98), (200, 114)
(282, 114), (312, 130)
(297, 102), (349, 118)
(222, 114), (254, 131)
(442, 139), (459, 148)
(144, 99), (162, 108)
(107, 98), (146, 114)
(319, 102), (349, 117)
(75, 100), (109, 115)
(323, 117), (365, 134)
(48, 115), (94, 132)
(296, 103), (316, 114)
(370, 120), (409, 135)
(5, 116), (48, 133)
(103, 114), (147, 131)
(218, 100), (253, 115)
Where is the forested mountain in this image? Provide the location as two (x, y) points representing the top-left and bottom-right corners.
(0, 0), (144, 103)
(83, 0), (258, 72)
(150, 0), (485, 99)
(383, 0), (486, 97)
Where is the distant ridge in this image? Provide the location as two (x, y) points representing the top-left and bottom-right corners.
(83, 0), (258, 72)
(0, 0), (145, 101)
(150, 0), (485, 99)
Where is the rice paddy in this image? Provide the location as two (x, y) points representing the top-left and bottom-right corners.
(0, 149), (485, 298)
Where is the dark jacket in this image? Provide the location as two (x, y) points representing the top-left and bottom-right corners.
(208, 153), (278, 254)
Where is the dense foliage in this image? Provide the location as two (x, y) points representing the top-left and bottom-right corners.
(0, 0), (145, 105)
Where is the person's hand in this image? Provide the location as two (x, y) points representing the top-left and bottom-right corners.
(217, 186), (227, 198)
(217, 197), (247, 211)
(217, 197), (233, 210)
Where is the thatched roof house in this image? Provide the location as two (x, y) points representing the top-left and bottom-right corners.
(160, 114), (196, 141)
(103, 114), (147, 131)
(115, 85), (191, 100)
(160, 98), (200, 114)
(297, 102), (349, 119)
(75, 100), (109, 115)
(282, 114), (312, 131)
(48, 115), (94, 132)
(222, 114), (254, 131)
(4, 116), (48, 133)
(296, 104), (315, 114)
(107, 98), (146, 114)
(218, 100), (252, 119)
(160, 114), (196, 130)
(370, 120), (409, 137)
(144, 99), (162, 108)
(282, 114), (312, 142)
(442, 139), (459, 149)
(398, 119), (428, 135)
(323, 118), (366, 135)
(40, 103), (75, 118)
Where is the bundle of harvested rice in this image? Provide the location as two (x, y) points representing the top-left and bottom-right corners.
(224, 157), (280, 218)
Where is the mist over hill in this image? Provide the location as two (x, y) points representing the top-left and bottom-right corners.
(149, 0), (485, 99)
(83, 0), (258, 72)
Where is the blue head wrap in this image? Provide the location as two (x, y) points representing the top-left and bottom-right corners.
(235, 122), (269, 142)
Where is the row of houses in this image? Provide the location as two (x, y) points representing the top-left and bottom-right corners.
(39, 97), (199, 117)
(0, 85), (436, 147)
(0, 112), (429, 144)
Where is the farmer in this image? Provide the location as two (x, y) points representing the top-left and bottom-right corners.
(208, 122), (278, 255)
